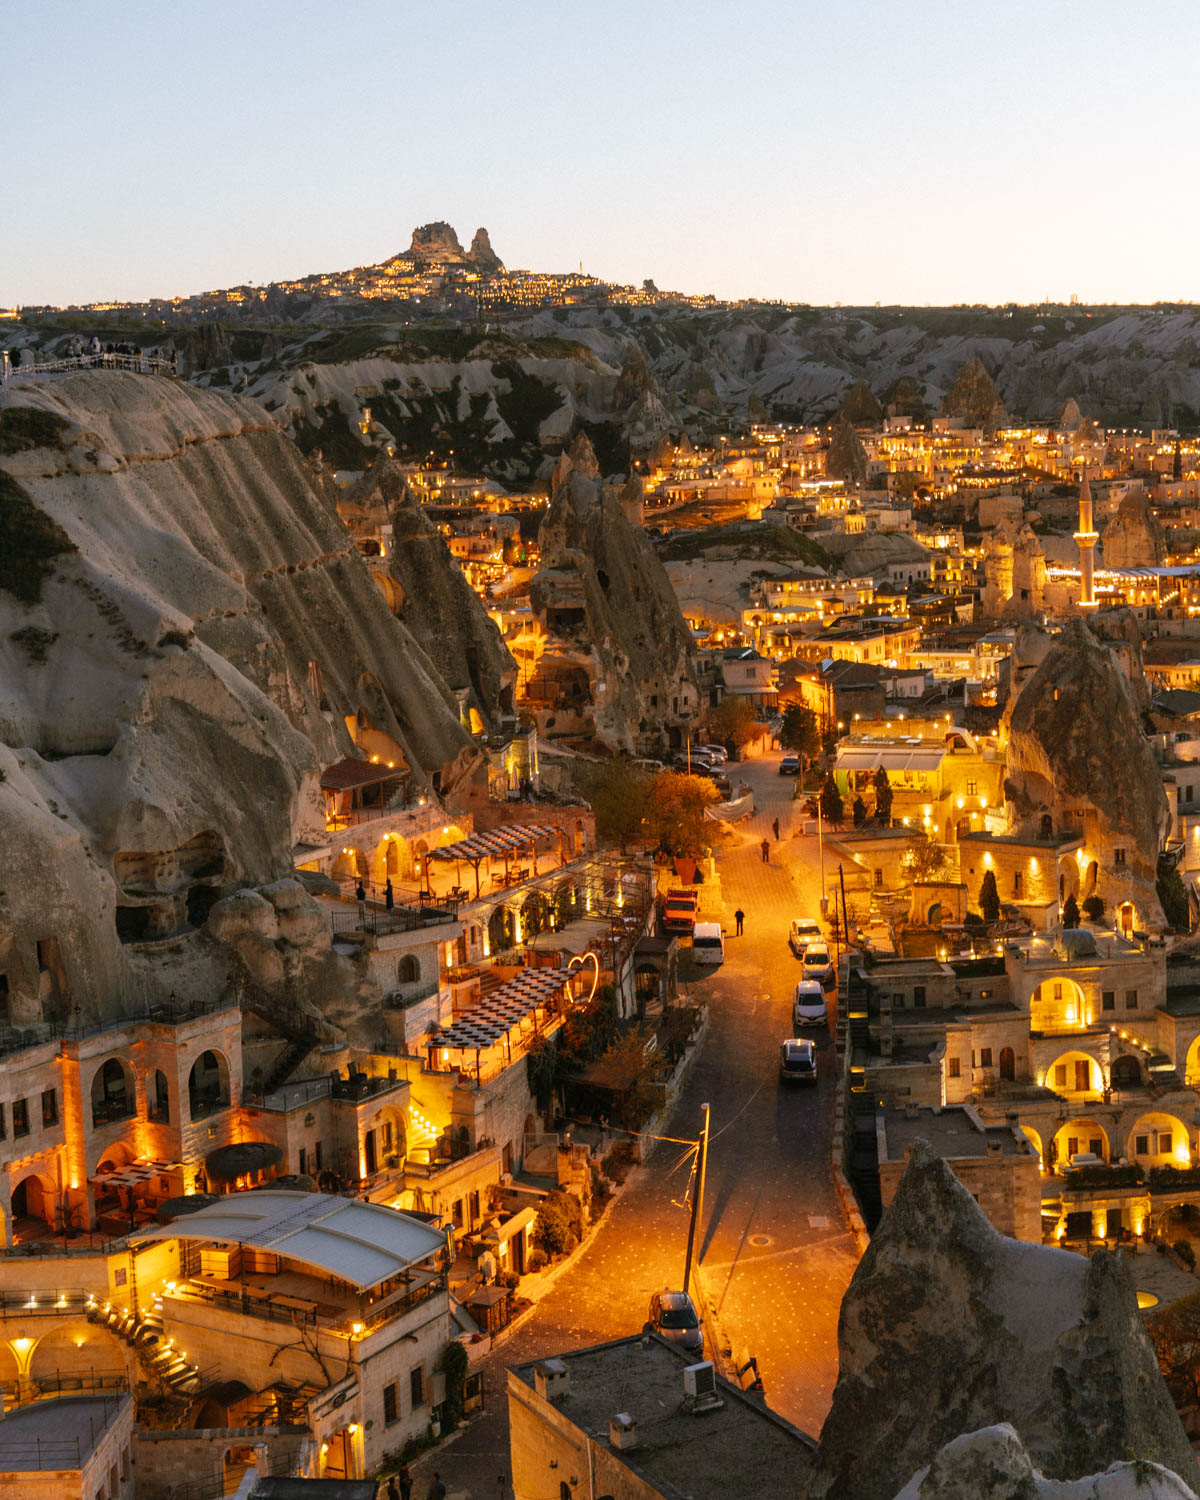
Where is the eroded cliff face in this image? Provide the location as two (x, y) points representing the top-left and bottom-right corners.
(0, 372), (481, 1033)
(1003, 616), (1168, 927)
(809, 1142), (1199, 1500)
(530, 434), (698, 753)
(1102, 483), (1168, 569)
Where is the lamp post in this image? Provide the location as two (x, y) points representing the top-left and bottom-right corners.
(682, 1103), (710, 1298)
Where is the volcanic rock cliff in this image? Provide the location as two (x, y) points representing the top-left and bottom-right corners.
(1102, 483), (1168, 569)
(1003, 616), (1168, 927)
(529, 434), (698, 753)
(0, 372), (482, 1034)
(809, 1142), (1200, 1500)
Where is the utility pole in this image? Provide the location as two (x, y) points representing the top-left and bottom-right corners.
(817, 796), (827, 917)
(682, 1102), (711, 1298)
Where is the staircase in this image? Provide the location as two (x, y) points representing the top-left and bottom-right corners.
(85, 1294), (206, 1401)
(262, 1036), (314, 1096)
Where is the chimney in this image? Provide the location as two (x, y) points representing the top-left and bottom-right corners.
(987, 1138), (1003, 1156)
(534, 1359), (570, 1402)
(610, 1413), (637, 1450)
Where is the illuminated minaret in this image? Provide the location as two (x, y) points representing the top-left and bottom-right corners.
(1075, 469), (1098, 610)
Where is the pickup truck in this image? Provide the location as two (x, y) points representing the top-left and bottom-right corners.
(661, 888), (698, 936)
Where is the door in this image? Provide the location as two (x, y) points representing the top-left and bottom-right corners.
(1074, 1059), (1091, 1092)
(999, 1047), (1015, 1082)
(364, 1129), (377, 1175)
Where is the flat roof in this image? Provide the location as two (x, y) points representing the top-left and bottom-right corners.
(881, 1106), (1029, 1162)
(0, 1395), (129, 1472)
(511, 1335), (814, 1497)
(133, 1191), (445, 1290)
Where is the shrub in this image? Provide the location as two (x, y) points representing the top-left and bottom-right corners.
(1174, 1238), (1196, 1270)
(589, 1161), (612, 1207)
(0, 471), (77, 604)
(527, 1247), (548, 1273)
(602, 1140), (635, 1185)
(1061, 893), (1081, 929)
(497, 1269), (520, 1289)
(0, 406), (69, 456)
(533, 1195), (575, 1257)
(1082, 895), (1105, 921)
(439, 1338), (468, 1426)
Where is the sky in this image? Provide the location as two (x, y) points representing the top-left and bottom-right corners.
(5, 0), (1199, 308)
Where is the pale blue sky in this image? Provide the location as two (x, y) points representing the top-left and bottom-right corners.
(5, 0), (1198, 307)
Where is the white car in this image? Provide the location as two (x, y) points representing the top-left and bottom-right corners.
(793, 980), (827, 1027)
(801, 943), (834, 985)
(700, 744), (728, 764)
(788, 918), (822, 957)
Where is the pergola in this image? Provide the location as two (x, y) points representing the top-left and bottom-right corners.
(430, 966), (578, 1075)
(428, 822), (566, 898)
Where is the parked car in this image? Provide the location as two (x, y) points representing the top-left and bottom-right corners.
(648, 1289), (704, 1352)
(792, 980), (827, 1027)
(778, 756), (800, 776)
(691, 922), (725, 964)
(700, 744), (728, 764)
(801, 943), (834, 985)
(788, 917), (822, 957)
(779, 1038), (817, 1084)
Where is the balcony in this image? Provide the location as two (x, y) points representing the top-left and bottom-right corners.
(328, 895), (459, 938)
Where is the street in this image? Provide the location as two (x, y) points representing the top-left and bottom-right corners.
(421, 754), (860, 1498)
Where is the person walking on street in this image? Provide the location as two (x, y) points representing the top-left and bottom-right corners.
(772, 816), (780, 841)
(735, 908), (745, 935)
(386, 1475), (401, 1500)
(356, 880), (366, 922)
(760, 837), (770, 863)
(385, 877), (395, 912)
(397, 1463), (413, 1500)
(428, 1474), (446, 1500)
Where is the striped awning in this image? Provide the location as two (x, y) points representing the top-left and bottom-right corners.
(434, 968), (574, 1049)
(90, 1159), (181, 1188)
(429, 823), (564, 864)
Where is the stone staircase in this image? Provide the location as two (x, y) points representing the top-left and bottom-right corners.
(262, 1035), (314, 1095)
(85, 1294), (205, 1399)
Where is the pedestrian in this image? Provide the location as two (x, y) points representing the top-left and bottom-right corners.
(398, 1463), (413, 1500)
(355, 879), (366, 921)
(386, 1475), (400, 1500)
(385, 877), (395, 912)
(734, 908), (745, 935)
(428, 1473), (446, 1500)
(772, 816), (780, 842)
(761, 837), (770, 864)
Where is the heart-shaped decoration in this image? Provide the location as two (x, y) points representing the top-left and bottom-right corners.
(566, 950), (599, 1005)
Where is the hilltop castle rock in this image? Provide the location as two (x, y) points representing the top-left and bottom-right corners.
(0, 372), (482, 1034)
(809, 1142), (1199, 1500)
(1003, 616), (1169, 927)
(405, 222), (504, 273)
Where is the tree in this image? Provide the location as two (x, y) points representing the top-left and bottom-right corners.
(901, 833), (950, 883)
(779, 701), (820, 765)
(852, 795), (867, 829)
(581, 760), (652, 851)
(642, 772), (718, 858)
(706, 696), (759, 753)
(873, 766), (893, 825)
(819, 774), (843, 827)
(1082, 894), (1105, 922)
(1147, 1289), (1200, 1410)
(979, 869), (1001, 923)
(1061, 893), (1081, 929)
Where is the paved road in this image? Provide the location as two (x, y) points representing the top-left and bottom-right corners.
(415, 753), (859, 1500)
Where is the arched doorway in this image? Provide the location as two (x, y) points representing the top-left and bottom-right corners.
(1019, 1123), (1045, 1166)
(1044, 1049), (1101, 1097)
(488, 905), (516, 954)
(188, 1050), (230, 1120)
(999, 1046), (1015, 1082)
(1111, 1054), (1143, 1090)
(1050, 1117), (1110, 1169)
(1030, 978), (1088, 1032)
(11, 1173), (55, 1239)
(1119, 902), (1135, 936)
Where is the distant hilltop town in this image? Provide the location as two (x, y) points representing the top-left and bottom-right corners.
(11, 221), (721, 323)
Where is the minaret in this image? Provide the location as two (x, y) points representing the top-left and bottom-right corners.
(1075, 470), (1098, 610)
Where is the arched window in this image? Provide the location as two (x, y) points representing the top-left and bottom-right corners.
(149, 1069), (170, 1123)
(188, 1050), (230, 1120)
(91, 1057), (135, 1127)
(1112, 1054), (1141, 1089)
(397, 954), (420, 985)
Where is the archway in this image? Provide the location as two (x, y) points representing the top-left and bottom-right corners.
(1119, 902), (1135, 936)
(1058, 855), (1081, 903)
(1019, 1123), (1045, 1166)
(30, 1324), (126, 1383)
(489, 905), (516, 954)
(11, 1173), (56, 1238)
(396, 954), (421, 986)
(1030, 978), (1089, 1032)
(1043, 1049), (1102, 1097)
(522, 891), (552, 938)
(90, 1056), (136, 1127)
(1111, 1053), (1143, 1090)
(1126, 1112), (1192, 1168)
(1050, 1117), (1110, 1168)
(188, 1050), (230, 1120)
(999, 1046), (1015, 1082)
(1186, 1034), (1200, 1087)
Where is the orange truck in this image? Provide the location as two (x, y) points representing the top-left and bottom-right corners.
(661, 888), (698, 936)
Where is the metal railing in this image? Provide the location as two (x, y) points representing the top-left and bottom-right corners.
(2, 351), (178, 383)
(329, 900), (459, 936)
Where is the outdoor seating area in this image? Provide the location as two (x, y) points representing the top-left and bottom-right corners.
(430, 967), (581, 1081)
(429, 823), (569, 899)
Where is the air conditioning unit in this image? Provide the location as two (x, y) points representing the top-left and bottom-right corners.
(534, 1358), (570, 1402)
(609, 1412), (637, 1450)
(683, 1361), (716, 1401)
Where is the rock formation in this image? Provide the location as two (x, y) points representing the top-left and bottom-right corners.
(407, 221), (469, 264)
(809, 1142), (1199, 1500)
(1102, 483), (1167, 569)
(940, 354), (1009, 435)
(884, 376), (929, 426)
(892, 1423), (1198, 1500)
(529, 433), (697, 753)
(0, 372), (483, 1032)
(468, 226), (503, 275)
(982, 521), (1045, 620)
(1003, 617), (1169, 927)
(612, 344), (674, 449)
(826, 414), (868, 485)
(836, 379), (883, 427)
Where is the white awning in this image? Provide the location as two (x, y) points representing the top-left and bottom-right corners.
(130, 1191), (445, 1290)
(836, 744), (946, 774)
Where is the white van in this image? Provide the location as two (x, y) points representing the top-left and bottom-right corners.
(691, 922), (725, 965)
(793, 980), (827, 1027)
